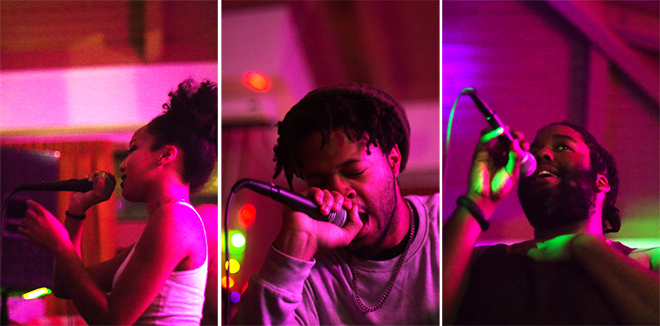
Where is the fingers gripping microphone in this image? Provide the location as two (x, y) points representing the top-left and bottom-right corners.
(231, 179), (348, 228)
(463, 88), (537, 177)
(12, 174), (116, 196)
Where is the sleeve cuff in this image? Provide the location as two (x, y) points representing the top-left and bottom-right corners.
(256, 245), (315, 290)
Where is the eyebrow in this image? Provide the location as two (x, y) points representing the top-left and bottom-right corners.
(551, 134), (578, 142)
(339, 158), (363, 167)
(530, 134), (579, 149)
(304, 158), (363, 180)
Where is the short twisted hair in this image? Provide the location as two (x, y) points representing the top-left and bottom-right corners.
(273, 83), (410, 190)
(540, 121), (620, 233)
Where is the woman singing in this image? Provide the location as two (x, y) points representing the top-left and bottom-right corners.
(18, 79), (217, 325)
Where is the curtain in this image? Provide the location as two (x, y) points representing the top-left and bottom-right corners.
(2, 141), (118, 317)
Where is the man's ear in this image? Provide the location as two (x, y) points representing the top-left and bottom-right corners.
(387, 144), (402, 178)
(596, 174), (611, 193)
(159, 145), (178, 165)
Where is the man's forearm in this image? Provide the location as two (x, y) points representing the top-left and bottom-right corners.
(442, 205), (484, 323)
(231, 246), (313, 325)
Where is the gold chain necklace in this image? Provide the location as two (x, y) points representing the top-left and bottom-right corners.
(348, 201), (416, 312)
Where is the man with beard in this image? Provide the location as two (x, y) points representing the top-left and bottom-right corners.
(231, 83), (440, 325)
(443, 122), (659, 325)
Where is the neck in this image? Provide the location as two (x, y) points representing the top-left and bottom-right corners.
(533, 199), (605, 241)
(145, 181), (190, 214)
(380, 195), (411, 251)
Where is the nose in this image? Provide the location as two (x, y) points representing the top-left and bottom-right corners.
(327, 176), (356, 200)
(535, 147), (554, 162)
(119, 159), (126, 173)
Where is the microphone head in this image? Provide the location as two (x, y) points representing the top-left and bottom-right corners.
(327, 209), (348, 228)
(520, 152), (537, 178)
(93, 174), (116, 196)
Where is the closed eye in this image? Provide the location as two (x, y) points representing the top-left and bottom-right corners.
(343, 170), (365, 178)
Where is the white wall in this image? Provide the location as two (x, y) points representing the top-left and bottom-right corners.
(1, 62), (218, 143)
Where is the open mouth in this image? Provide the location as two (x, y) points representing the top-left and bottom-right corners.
(356, 212), (370, 238)
(537, 170), (557, 178)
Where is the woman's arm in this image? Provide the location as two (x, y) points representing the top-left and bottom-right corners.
(53, 172), (118, 298)
(20, 201), (199, 325)
(19, 200), (117, 324)
(53, 242), (133, 299)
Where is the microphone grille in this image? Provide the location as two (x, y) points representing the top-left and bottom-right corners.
(327, 209), (348, 228)
(521, 152), (537, 178)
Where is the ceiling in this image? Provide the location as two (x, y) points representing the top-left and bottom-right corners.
(2, 1), (654, 104)
(222, 1), (440, 102)
(1, 0), (439, 102)
(0, 1), (218, 70)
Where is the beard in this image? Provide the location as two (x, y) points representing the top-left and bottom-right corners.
(350, 172), (399, 259)
(518, 168), (599, 231)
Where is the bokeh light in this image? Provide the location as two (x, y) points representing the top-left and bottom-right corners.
(238, 203), (256, 227)
(231, 291), (241, 303)
(22, 287), (51, 300)
(221, 276), (235, 289)
(243, 70), (270, 92)
(224, 258), (241, 274)
(231, 231), (246, 250)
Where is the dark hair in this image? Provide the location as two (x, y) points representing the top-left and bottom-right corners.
(273, 83), (410, 190)
(148, 79), (218, 193)
(539, 121), (620, 233)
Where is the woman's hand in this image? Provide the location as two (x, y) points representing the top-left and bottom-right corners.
(18, 200), (73, 253)
(68, 171), (116, 215)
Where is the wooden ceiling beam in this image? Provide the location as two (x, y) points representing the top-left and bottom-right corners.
(546, 0), (659, 106)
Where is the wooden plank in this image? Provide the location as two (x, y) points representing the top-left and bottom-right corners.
(546, 0), (659, 106)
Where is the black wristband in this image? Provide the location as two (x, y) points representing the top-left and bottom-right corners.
(456, 196), (489, 231)
(65, 211), (86, 220)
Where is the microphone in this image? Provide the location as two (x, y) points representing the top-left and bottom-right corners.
(12, 174), (116, 196)
(463, 88), (537, 177)
(231, 179), (348, 228)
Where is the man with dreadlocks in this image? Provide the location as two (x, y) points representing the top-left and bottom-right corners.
(231, 83), (440, 325)
(444, 122), (659, 325)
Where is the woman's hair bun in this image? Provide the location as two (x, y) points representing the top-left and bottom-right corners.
(149, 78), (218, 193)
(163, 78), (218, 147)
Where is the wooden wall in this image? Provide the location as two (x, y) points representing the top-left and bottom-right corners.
(0, 1), (217, 70)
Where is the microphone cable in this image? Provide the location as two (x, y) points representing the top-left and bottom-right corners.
(222, 185), (234, 325)
(0, 187), (29, 265)
(443, 87), (474, 188)
(0, 186), (33, 298)
(222, 179), (251, 325)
